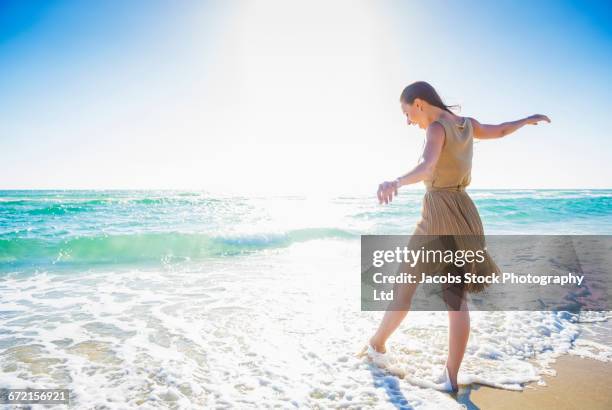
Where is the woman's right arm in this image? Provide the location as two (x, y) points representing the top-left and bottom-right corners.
(377, 122), (445, 204)
(395, 122), (445, 187)
(469, 114), (550, 139)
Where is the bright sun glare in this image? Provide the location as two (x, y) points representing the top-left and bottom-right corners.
(197, 0), (407, 196)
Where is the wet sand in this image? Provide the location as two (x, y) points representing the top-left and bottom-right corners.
(466, 355), (612, 409)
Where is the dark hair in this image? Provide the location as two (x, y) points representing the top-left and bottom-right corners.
(399, 81), (458, 113)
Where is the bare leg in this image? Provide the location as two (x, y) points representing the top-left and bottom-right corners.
(446, 296), (469, 390)
(369, 280), (418, 353)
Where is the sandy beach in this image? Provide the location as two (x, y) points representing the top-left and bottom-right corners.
(468, 355), (612, 409)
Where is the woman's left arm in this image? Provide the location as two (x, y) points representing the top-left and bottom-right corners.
(470, 114), (551, 139)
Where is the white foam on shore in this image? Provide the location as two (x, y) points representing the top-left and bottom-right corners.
(1, 240), (610, 409)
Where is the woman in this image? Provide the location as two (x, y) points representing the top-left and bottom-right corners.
(361, 81), (550, 392)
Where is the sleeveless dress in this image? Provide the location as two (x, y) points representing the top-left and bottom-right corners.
(410, 116), (500, 294)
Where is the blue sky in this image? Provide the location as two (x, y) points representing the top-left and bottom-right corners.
(1, 0), (610, 193)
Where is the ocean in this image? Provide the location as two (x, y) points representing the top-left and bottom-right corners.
(1, 189), (611, 409)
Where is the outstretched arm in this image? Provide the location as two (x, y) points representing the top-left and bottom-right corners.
(377, 122), (445, 204)
(469, 114), (550, 139)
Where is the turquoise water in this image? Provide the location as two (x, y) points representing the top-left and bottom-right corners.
(1, 189), (612, 272)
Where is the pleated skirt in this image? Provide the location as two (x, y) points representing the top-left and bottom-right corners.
(410, 189), (501, 294)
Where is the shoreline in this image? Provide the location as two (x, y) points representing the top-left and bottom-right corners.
(464, 355), (612, 409)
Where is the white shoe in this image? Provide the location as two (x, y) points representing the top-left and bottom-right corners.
(433, 366), (458, 392)
(357, 344), (404, 376)
(365, 344), (392, 368)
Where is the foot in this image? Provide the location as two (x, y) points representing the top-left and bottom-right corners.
(356, 341), (406, 378)
(433, 365), (458, 393)
(368, 337), (386, 354)
(356, 337), (386, 357)
(356, 339), (389, 364)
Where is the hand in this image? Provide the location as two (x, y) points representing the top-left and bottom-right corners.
(525, 114), (551, 125)
(377, 180), (399, 204)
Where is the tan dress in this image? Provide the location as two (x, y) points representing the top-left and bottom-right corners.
(410, 116), (500, 294)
